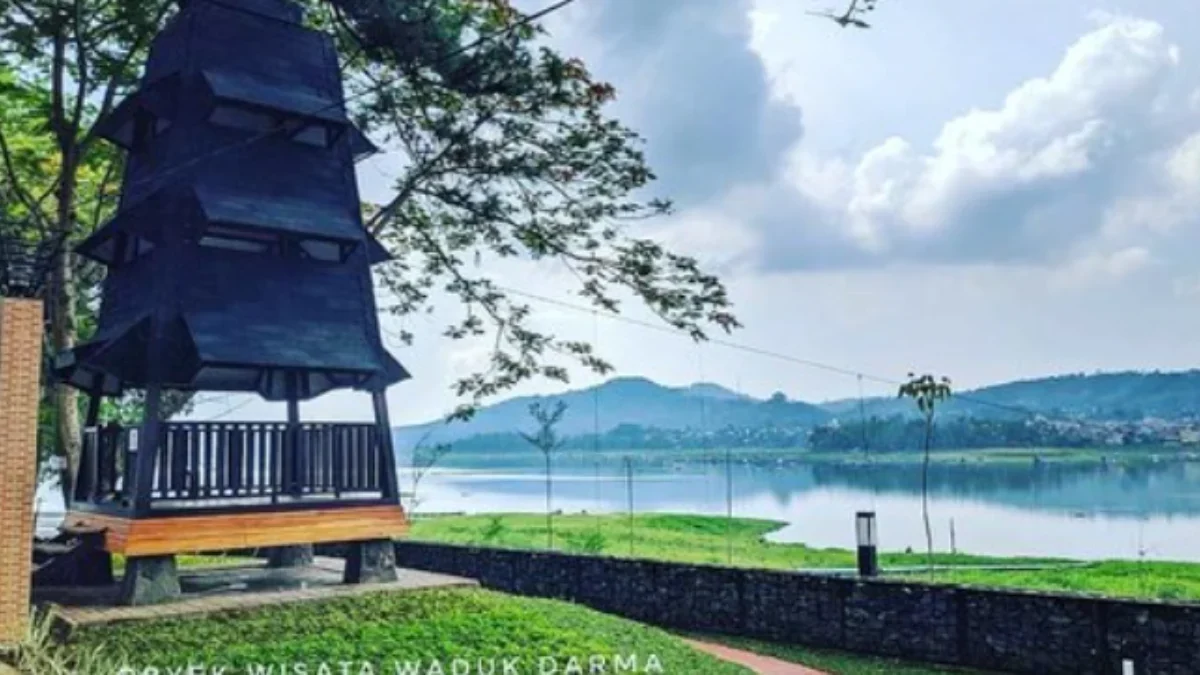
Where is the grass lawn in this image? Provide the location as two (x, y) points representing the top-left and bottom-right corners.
(694, 635), (990, 675)
(409, 512), (1200, 601)
(935, 560), (1200, 602)
(68, 588), (748, 674)
(112, 553), (259, 573)
(409, 512), (1061, 570)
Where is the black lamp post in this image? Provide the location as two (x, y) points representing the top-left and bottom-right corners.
(856, 510), (879, 577)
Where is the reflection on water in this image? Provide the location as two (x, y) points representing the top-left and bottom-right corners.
(401, 458), (1200, 562)
(38, 457), (1200, 562)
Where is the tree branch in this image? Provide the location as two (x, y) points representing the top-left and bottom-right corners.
(366, 105), (501, 235)
(50, 15), (68, 146)
(0, 124), (50, 232)
(68, 0), (90, 142)
(85, 154), (120, 230)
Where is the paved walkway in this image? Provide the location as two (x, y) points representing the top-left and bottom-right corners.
(684, 639), (826, 675)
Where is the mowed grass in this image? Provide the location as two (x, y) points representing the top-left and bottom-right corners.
(409, 513), (1059, 570)
(935, 561), (1200, 602)
(70, 587), (748, 674)
(112, 553), (259, 573)
(409, 513), (1200, 602)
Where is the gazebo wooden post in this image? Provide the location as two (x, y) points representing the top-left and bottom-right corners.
(132, 380), (162, 515)
(373, 390), (398, 501)
(84, 390), (102, 428)
(132, 312), (167, 517)
(344, 389), (400, 585)
(120, 316), (181, 606)
(287, 372), (302, 497)
(268, 372), (315, 569)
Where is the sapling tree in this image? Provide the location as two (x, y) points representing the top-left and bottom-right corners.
(520, 400), (567, 549)
(407, 431), (454, 515)
(898, 372), (952, 573)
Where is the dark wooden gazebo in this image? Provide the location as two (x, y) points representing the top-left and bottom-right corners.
(52, 0), (408, 603)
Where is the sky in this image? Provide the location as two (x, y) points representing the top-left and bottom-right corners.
(190, 0), (1200, 427)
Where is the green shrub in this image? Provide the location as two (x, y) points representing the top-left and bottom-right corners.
(2, 613), (114, 675)
(71, 588), (747, 674)
(481, 515), (508, 543)
(573, 530), (608, 554)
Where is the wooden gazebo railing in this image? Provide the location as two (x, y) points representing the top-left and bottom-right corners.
(73, 421), (391, 514)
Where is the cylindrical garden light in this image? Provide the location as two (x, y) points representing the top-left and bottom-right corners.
(856, 510), (879, 577)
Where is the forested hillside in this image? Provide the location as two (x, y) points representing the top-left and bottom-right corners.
(396, 370), (1200, 454)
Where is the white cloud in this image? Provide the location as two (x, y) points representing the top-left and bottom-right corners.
(746, 15), (1192, 271)
(1166, 132), (1200, 189)
(1050, 246), (1154, 289)
(1100, 131), (1200, 239)
(567, 0), (802, 206)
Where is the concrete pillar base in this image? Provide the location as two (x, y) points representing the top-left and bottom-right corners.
(343, 539), (397, 584)
(73, 530), (115, 587)
(267, 544), (314, 568)
(119, 555), (180, 606)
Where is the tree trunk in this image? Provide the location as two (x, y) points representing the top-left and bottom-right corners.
(921, 416), (934, 575)
(52, 162), (80, 505)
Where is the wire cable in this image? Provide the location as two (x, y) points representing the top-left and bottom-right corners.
(205, 395), (255, 421)
(493, 284), (1148, 436)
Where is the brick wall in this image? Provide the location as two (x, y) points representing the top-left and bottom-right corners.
(395, 541), (1200, 675)
(0, 299), (44, 645)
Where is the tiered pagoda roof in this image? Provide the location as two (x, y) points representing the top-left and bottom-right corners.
(57, 0), (407, 400)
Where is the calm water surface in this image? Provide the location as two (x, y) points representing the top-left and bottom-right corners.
(37, 458), (1200, 562)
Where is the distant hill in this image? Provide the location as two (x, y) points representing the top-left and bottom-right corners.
(395, 370), (1200, 454)
(393, 376), (829, 451)
(819, 370), (1200, 422)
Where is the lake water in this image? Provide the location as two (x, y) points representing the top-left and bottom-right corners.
(36, 457), (1200, 562)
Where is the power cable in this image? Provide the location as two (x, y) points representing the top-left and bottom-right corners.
(591, 308), (602, 530)
(205, 395), (255, 421)
(493, 284), (1154, 438)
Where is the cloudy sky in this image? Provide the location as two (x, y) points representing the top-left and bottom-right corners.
(191, 0), (1200, 426)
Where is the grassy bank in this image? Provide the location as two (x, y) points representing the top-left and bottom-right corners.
(409, 513), (1200, 601)
(409, 513), (1062, 569)
(934, 561), (1200, 602)
(67, 588), (746, 674)
(802, 445), (1199, 467)
(424, 444), (1199, 470)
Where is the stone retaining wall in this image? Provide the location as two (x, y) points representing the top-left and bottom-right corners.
(394, 541), (1200, 675)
